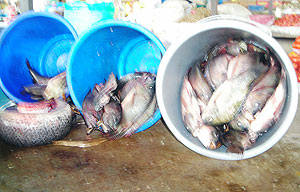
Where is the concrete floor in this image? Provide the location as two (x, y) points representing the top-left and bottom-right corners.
(0, 39), (299, 192)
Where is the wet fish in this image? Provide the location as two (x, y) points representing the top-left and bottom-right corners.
(110, 95), (157, 139)
(227, 52), (266, 80)
(82, 89), (100, 129)
(117, 72), (145, 90)
(118, 72), (156, 101)
(202, 68), (265, 126)
(229, 63), (280, 131)
(181, 76), (204, 135)
(0, 99), (73, 147)
(108, 72), (156, 139)
(225, 40), (247, 56)
(204, 53), (232, 90)
(26, 59), (50, 85)
(229, 112), (252, 132)
(243, 63), (280, 116)
(221, 130), (253, 154)
(181, 77), (220, 149)
(23, 84), (47, 100)
(248, 71), (286, 142)
(43, 72), (68, 100)
(188, 63), (212, 104)
(25, 60), (68, 100)
(101, 99), (122, 133)
(93, 72), (118, 111)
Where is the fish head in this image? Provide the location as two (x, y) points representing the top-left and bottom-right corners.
(43, 72), (67, 100)
(140, 72), (156, 91)
(194, 125), (221, 149)
(229, 113), (251, 132)
(202, 110), (219, 126)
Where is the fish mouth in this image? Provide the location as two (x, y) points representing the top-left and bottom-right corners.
(209, 141), (222, 149)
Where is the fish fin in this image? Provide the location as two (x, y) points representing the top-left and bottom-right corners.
(26, 59), (50, 85)
(226, 145), (244, 154)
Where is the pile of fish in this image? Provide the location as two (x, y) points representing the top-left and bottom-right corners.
(0, 57), (158, 147)
(181, 39), (286, 153)
(82, 72), (157, 140)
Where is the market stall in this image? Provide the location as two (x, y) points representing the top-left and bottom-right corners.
(0, 0), (299, 191)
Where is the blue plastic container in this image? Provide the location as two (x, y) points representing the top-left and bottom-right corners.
(0, 12), (77, 103)
(67, 20), (166, 133)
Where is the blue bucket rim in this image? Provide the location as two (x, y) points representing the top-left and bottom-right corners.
(0, 11), (78, 45)
(0, 11), (78, 103)
(67, 19), (166, 133)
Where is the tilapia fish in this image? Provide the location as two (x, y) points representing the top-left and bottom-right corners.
(0, 99), (73, 147)
(43, 72), (68, 100)
(188, 63), (212, 104)
(109, 72), (156, 139)
(181, 77), (220, 149)
(202, 68), (265, 126)
(101, 99), (122, 133)
(204, 53), (232, 90)
(82, 89), (100, 129)
(248, 71), (286, 142)
(93, 72), (118, 111)
(227, 52), (266, 80)
(221, 130), (253, 154)
(230, 62), (280, 131)
(24, 60), (68, 100)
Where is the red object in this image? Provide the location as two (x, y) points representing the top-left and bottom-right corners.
(296, 71), (300, 82)
(289, 51), (299, 58)
(274, 14), (300, 27)
(293, 62), (298, 70)
(293, 42), (300, 49)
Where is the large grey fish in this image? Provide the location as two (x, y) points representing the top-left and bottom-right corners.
(108, 72), (156, 139)
(117, 72), (145, 90)
(118, 72), (156, 101)
(225, 40), (248, 56)
(181, 77), (220, 149)
(227, 52), (265, 80)
(82, 89), (100, 129)
(25, 60), (68, 100)
(110, 95), (157, 139)
(0, 99), (73, 147)
(204, 53), (232, 90)
(43, 71), (68, 100)
(188, 63), (212, 104)
(93, 72), (118, 111)
(248, 70), (286, 142)
(202, 67), (266, 126)
(221, 130), (253, 154)
(101, 99), (122, 133)
(229, 62), (280, 131)
(26, 59), (50, 86)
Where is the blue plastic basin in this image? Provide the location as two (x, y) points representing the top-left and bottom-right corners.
(0, 12), (77, 103)
(67, 20), (166, 133)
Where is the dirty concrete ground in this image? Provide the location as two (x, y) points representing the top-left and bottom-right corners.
(0, 39), (299, 192)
